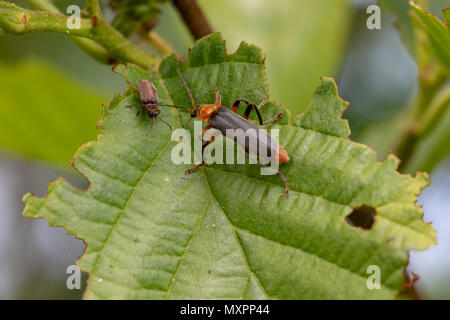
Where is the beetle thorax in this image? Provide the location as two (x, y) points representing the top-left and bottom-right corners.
(198, 104), (219, 122)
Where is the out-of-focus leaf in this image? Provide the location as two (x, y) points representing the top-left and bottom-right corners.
(404, 93), (450, 173)
(357, 110), (407, 162)
(0, 59), (105, 164)
(375, 3), (450, 174)
(410, 3), (450, 76)
(197, 0), (352, 116)
(358, 91), (450, 174)
(444, 6), (450, 27)
(23, 34), (435, 299)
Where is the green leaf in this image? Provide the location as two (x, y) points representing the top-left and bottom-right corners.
(410, 3), (450, 76)
(294, 78), (350, 138)
(403, 92), (450, 173)
(0, 59), (104, 164)
(23, 33), (435, 299)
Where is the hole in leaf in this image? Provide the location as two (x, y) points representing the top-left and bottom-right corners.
(345, 205), (377, 230)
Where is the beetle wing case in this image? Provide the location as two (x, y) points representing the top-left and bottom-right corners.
(208, 106), (279, 163)
(137, 80), (160, 105)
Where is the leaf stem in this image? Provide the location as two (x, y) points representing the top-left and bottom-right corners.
(144, 30), (177, 56)
(136, 18), (177, 57)
(419, 87), (450, 132)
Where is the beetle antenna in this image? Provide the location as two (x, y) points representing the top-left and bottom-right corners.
(150, 103), (193, 113)
(146, 118), (154, 136)
(157, 117), (173, 131)
(176, 69), (196, 110)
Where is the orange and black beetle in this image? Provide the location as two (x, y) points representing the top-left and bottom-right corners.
(176, 70), (290, 194)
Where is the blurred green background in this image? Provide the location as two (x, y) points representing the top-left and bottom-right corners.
(0, 0), (449, 299)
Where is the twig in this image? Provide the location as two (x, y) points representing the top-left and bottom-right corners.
(1, 4), (93, 35)
(418, 87), (450, 136)
(0, 1), (159, 69)
(172, 0), (212, 40)
(85, 0), (102, 18)
(145, 31), (177, 56)
(25, 0), (110, 64)
(137, 19), (178, 57)
(394, 70), (448, 171)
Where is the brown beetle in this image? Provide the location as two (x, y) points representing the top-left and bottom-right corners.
(125, 80), (172, 132)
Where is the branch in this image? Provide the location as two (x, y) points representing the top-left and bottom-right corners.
(25, 0), (110, 64)
(172, 0), (212, 40)
(85, 0), (102, 18)
(0, 3), (93, 35)
(0, 1), (158, 69)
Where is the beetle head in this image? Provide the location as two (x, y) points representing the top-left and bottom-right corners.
(191, 105), (200, 118)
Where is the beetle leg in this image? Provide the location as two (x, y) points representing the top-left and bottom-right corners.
(255, 160), (290, 195)
(137, 106), (148, 117)
(231, 99), (283, 125)
(244, 100), (283, 125)
(247, 103), (283, 125)
(186, 125), (216, 174)
(231, 98), (250, 113)
(185, 162), (205, 174)
(198, 125), (213, 140)
(242, 148), (289, 195)
(200, 126), (220, 155)
(254, 99), (284, 124)
(215, 88), (222, 107)
(275, 168), (290, 195)
(185, 143), (208, 174)
(125, 103), (145, 115)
